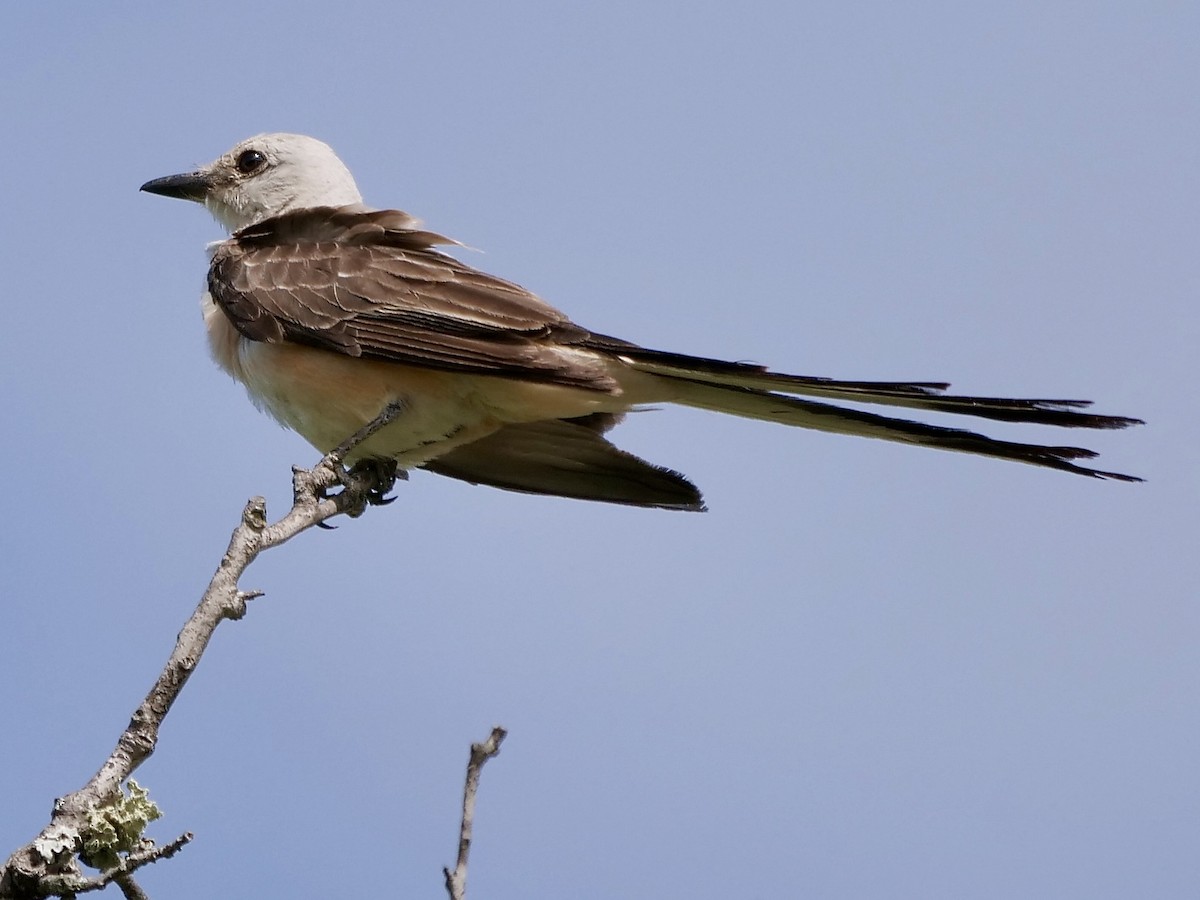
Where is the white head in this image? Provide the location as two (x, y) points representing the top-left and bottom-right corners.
(141, 133), (364, 232)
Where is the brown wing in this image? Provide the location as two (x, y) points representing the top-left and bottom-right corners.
(422, 417), (705, 511)
(207, 207), (619, 391)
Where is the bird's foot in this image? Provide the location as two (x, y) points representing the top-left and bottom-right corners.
(308, 453), (405, 521)
(330, 457), (405, 518)
(349, 457), (405, 507)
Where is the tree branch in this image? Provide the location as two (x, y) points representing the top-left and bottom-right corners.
(36, 833), (193, 898)
(444, 727), (508, 900)
(1, 409), (402, 899)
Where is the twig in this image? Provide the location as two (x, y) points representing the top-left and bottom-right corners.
(35, 833), (192, 898)
(114, 875), (149, 900)
(0, 408), (402, 899)
(444, 727), (508, 900)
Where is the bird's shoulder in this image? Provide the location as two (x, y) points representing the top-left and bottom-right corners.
(222, 205), (450, 252)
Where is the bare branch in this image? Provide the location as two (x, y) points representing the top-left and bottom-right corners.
(444, 727), (508, 900)
(0, 406), (402, 898)
(114, 876), (149, 900)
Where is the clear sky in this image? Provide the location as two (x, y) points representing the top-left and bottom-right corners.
(1, 4), (1194, 898)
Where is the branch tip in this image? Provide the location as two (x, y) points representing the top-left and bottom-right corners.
(241, 497), (268, 531)
(444, 725), (509, 900)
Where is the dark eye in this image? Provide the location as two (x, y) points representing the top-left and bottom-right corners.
(235, 149), (267, 175)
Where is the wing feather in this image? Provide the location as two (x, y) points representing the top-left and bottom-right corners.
(208, 207), (615, 390)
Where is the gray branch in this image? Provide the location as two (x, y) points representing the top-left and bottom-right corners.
(444, 727), (508, 900)
(37, 833), (193, 898)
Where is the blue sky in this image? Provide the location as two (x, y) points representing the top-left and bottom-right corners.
(1, 3), (1194, 897)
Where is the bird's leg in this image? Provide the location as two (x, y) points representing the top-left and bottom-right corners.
(331, 399), (407, 459)
(316, 401), (408, 516)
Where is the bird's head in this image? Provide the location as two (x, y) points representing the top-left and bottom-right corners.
(140, 133), (364, 232)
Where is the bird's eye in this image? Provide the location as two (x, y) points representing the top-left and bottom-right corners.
(235, 149), (267, 175)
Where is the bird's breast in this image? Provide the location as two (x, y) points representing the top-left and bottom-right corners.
(200, 292), (497, 463)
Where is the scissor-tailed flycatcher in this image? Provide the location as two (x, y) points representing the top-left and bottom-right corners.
(142, 133), (1140, 510)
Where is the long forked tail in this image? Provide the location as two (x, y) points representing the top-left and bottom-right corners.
(612, 350), (1143, 481)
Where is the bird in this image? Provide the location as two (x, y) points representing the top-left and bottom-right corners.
(141, 133), (1141, 511)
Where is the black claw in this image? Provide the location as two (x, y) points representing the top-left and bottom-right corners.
(347, 457), (401, 507)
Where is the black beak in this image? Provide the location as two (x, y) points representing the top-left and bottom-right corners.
(140, 171), (214, 202)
